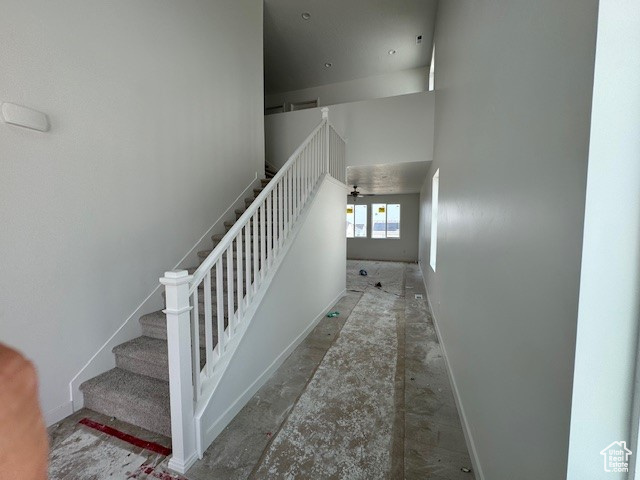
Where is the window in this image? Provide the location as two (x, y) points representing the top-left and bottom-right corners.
(430, 169), (439, 271)
(372, 203), (401, 239)
(289, 99), (319, 111)
(265, 103), (285, 115)
(346, 204), (367, 238)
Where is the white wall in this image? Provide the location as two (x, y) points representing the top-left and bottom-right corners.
(0, 0), (264, 423)
(418, 1), (598, 479)
(197, 174), (347, 449)
(265, 66), (428, 110)
(566, 0), (640, 478)
(265, 92), (434, 169)
(347, 194), (419, 263)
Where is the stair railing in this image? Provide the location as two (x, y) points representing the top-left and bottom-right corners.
(160, 108), (346, 472)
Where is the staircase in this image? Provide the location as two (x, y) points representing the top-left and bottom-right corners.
(79, 176), (274, 437)
(79, 113), (346, 473)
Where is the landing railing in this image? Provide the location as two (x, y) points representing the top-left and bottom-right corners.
(160, 108), (345, 472)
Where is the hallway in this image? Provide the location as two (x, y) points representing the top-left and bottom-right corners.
(48, 261), (473, 479)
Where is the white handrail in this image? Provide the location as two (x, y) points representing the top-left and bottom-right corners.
(189, 119), (327, 291)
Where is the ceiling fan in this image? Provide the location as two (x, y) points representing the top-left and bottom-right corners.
(349, 185), (375, 200)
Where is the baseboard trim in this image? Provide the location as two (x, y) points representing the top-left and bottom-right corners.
(418, 261), (485, 480)
(68, 174), (260, 414)
(44, 401), (74, 427)
(168, 451), (198, 475)
(201, 288), (347, 448)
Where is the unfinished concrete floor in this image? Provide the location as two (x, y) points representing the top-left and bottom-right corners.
(48, 260), (474, 479)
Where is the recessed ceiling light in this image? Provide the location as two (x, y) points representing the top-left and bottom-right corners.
(324, 62), (332, 68)
(388, 49), (397, 55)
(301, 12), (311, 20)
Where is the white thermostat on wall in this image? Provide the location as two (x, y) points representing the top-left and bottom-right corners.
(1, 102), (49, 132)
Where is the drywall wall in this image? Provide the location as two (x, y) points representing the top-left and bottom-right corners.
(566, 0), (640, 478)
(418, 1), (598, 479)
(265, 92), (434, 169)
(0, 0), (264, 424)
(197, 174), (347, 449)
(347, 194), (419, 262)
(265, 66), (428, 109)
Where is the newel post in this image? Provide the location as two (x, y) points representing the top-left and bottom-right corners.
(321, 107), (330, 173)
(159, 270), (197, 473)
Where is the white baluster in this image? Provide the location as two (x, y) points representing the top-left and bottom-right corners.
(191, 290), (200, 398)
(226, 245), (234, 333)
(244, 224), (251, 306)
(204, 271), (213, 376)
(260, 204), (266, 279)
(284, 171), (290, 234)
(236, 231), (243, 323)
(323, 111), (330, 174)
(278, 180), (284, 249)
(216, 260), (225, 355)
(266, 192), (273, 266)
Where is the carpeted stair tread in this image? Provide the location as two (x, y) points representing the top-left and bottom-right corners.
(197, 248), (254, 260)
(80, 368), (171, 437)
(113, 336), (169, 381)
(139, 310), (220, 342)
(113, 336), (167, 364)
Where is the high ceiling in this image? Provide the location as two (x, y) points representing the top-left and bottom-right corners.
(347, 161), (431, 195)
(264, 0), (438, 94)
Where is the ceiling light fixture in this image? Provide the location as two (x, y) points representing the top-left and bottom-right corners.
(388, 49), (397, 55)
(324, 62), (332, 68)
(301, 12), (311, 20)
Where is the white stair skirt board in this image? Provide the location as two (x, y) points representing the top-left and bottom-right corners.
(193, 174), (347, 457)
(67, 175), (259, 418)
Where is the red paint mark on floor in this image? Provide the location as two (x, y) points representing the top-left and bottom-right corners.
(129, 464), (187, 479)
(78, 418), (172, 456)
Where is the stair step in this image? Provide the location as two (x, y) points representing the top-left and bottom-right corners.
(245, 195), (284, 205)
(197, 249), (256, 261)
(140, 310), (219, 344)
(80, 368), (171, 437)
(162, 285), (241, 301)
(114, 335), (209, 383)
(212, 234), (258, 246)
(260, 178), (271, 187)
(113, 336), (170, 381)
(139, 311), (171, 340)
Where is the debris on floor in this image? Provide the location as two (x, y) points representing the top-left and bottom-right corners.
(375, 282), (382, 288)
(359, 269), (368, 276)
(326, 311), (340, 317)
(49, 416), (184, 480)
(49, 428), (148, 479)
